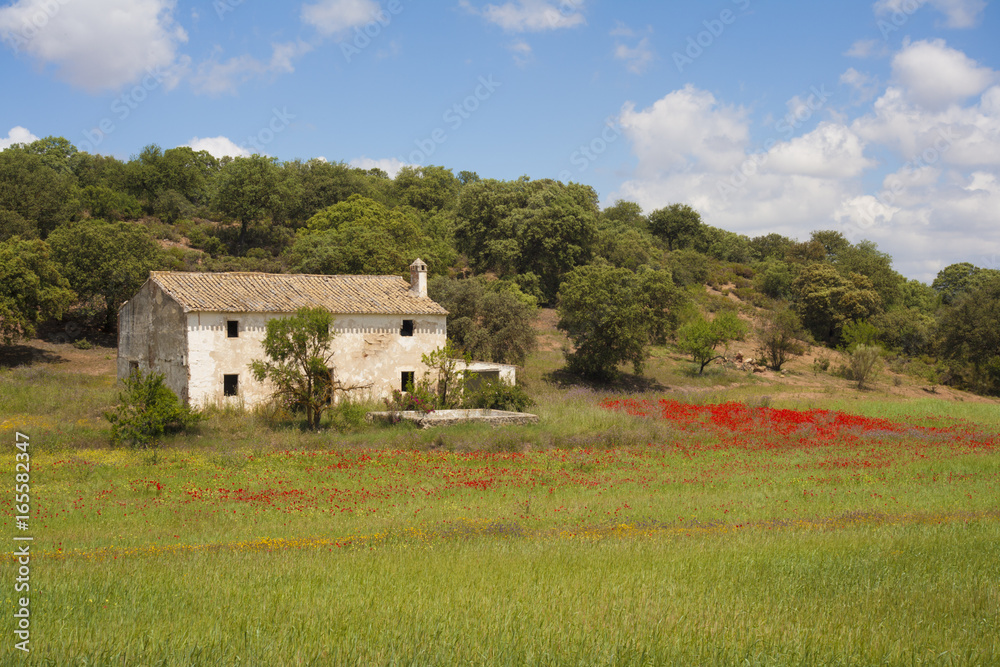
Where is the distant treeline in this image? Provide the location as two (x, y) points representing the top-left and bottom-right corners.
(1, 136), (998, 394)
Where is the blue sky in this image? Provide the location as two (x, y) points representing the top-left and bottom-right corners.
(1, 0), (998, 282)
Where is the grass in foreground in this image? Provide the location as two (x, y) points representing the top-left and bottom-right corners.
(4, 521), (998, 665)
(2, 397), (998, 664)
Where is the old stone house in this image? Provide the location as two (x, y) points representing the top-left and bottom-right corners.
(117, 259), (459, 407)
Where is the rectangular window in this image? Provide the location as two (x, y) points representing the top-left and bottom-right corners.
(227, 320), (239, 338)
(400, 319), (414, 337)
(401, 371), (415, 392)
(223, 374), (239, 397)
(128, 360), (139, 374)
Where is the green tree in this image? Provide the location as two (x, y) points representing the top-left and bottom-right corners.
(48, 220), (158, 330)
(932, 262), (983, 304)
(835, 240), (904, 308)
(213, 155), (282, 250)
(0, 147), (80, 236)
(290, 195), (423, 276)
(937, 272), (1000, 395)
(756, 307), (808, 371)
(0, 209), (36, 242)
(455, 178), (598, 303)
(840, 319), (880, 352)
(754, 259), (794, 299)
(600, 199), (646, 230)
(556, 263), (677, 380)
(0, 237), (75, 345)
(647, 203), (702, 251)
(793, 263), (881, 343)
(419, 342), (470, 409)
(250, 307), (341, 429)
(392, 165), (460, 212)
(428, 276), (538, 365)
(104, 369), (199, 448)
(749, 233), (794, 262)
(81, 185), (141, 221)
(810, 230), (851, 262)
(872, 308), (934, 356)
(677, 311), (749, 374)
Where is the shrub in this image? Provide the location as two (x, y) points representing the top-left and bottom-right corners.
(849, 344), (883, 390)
(756, 307), (808, 371)
(104, 370), (200, 448)
(465, 380), (535, 412)
(384, 387), (437, 414)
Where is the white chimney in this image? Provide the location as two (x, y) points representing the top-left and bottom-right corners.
(409, 258), (428, 298)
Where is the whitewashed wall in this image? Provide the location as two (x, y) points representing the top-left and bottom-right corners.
(185, 311), (447, 408)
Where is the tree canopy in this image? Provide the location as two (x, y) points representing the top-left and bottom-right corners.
(0, 237), (75, 345)
(557, 263), (680, 380)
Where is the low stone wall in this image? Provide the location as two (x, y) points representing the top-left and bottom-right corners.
(366, 409), (539, 429)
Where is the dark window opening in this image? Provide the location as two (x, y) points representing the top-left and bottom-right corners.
(227, 320), (239, 338)
(401, 371), (415, 392)
(400, 319), (414, 337)
(223, 374), (239, 397)
(128, 360), (139, 374)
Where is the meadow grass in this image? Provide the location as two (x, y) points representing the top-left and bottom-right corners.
(2, 344), (1000, 664)
(5, 521), (997, 665)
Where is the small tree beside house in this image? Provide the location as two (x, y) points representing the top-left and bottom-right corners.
(250, 307), (356, 429)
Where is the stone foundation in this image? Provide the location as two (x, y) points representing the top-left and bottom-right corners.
(366, 409), (539, 429)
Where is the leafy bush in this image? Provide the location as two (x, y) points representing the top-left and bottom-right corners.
(104, 370), (200, 448)
(465, 380), (535, 412)
(840, 320), (880, 352)
(756, 308), (808, 371)
(847, 345), (883, 390)
(676, 311), (748, 374)
(384, 388), (436, 414)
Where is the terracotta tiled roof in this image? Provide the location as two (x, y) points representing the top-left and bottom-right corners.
(146, 271), (448, 315)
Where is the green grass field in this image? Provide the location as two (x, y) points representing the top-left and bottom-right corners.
(2, 342), (1000, 665)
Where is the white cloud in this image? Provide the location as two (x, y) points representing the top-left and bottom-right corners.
(853, 84), (1000, 167)
(619, 85), (749, 174)
(0, 126), (39, 150)
(892, 38), (996, 110)
(191, 41), (312, 96)
(0, 0), (188, 93)
(845, 39), (887, 59)
(841, 67), (880, 104)
(508, 40), (533, 67)
(183, 136), (250, 159)
(875, 0), (986, 28)
(614, 36), (654, 75)
(463, 0), (586, 32)
(766, 123), (875, 179)
(349, 156), (410, 178)
(610, 48), (1000, 283)
(301, 0), (382, 36)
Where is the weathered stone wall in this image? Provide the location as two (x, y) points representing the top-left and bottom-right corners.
(117, 282), (189, 401)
